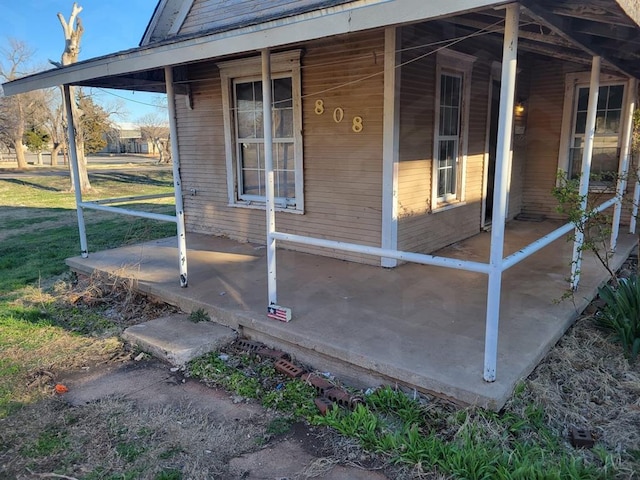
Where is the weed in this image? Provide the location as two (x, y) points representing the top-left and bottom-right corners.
(158, 445), (184, 459)
(155, 469), (183, 480)
(597, 275), (640, 360)
(116, 441), (146, 462)
(262, 380), (317, 417)
(21, 428), (69, 457)
(265, 417), (293, 436)
(188, 308), (210, 323)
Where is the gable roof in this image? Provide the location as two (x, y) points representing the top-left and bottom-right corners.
(140, 0), (356, 46)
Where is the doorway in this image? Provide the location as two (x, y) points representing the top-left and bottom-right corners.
(483, 78), (500, 227)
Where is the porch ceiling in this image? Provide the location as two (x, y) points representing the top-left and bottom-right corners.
(442, 1), (640, 77)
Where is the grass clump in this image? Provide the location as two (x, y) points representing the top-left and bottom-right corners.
(597, 275), (640, 361)
(315, 386), (613, 479)
(188, 308), (210, 323)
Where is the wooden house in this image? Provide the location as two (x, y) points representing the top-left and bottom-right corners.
(4, 0), (640, 397)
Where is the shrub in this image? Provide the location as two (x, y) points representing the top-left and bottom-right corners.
(597, 275), (640, 361)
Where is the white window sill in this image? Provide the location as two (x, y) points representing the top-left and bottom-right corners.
(432, 200), (467, 213)
(227, 202), (304, 214)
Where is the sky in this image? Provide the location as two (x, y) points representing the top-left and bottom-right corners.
(1, 0), (165, 121)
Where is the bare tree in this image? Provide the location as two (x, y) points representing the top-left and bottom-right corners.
(53, 2), (91, 192)
(138, 112), (171, 163)
(0, 39), (39, 169)
(41, 89), (66, 166)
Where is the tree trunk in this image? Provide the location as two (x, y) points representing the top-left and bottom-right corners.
(13, 138), (28, 169)
(50, 144), (62, 166)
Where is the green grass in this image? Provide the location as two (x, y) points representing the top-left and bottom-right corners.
(315, 387), (612, 479)
(0, 170), (177, 418)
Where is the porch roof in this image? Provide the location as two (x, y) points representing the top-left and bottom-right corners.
(3, 0), (640, 97)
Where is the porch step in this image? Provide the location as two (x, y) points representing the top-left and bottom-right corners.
(122, 314), (236, 366)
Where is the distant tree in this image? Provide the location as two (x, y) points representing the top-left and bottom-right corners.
(0, 39), (39, 169)
(23, 126), (50, 165)
(40, 90), (66, 166)
(138, 112), (171, 163)
(77, 91), (109, 154)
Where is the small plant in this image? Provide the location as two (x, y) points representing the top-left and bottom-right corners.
(265, 417), (293, 436)
(552, 171), (618, 285)
(20, 428), (69, 457)
(188, 308), (210, 323)
(597, 275), (640, 360)
(116, 441), (146, 462)
(155, 469), (182, 480)
(262, 380), (317, 417)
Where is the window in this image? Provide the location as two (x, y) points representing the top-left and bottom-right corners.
(219, 51), (303, 211)
(568, 84), (625, 182)
(432, 50), (475, 208)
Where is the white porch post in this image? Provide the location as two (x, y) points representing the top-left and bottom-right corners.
(63, 84), (88, 258)
(262, 49), (278, 306)
(611, 78), (638, 249)
(570, 56), (600, 290)
(381, 27), (401, 267)
(164, 66), (189, 287)
(483, 3), (519, 382)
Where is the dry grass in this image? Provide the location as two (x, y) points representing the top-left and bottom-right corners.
(0, 396), (268, 480)
(515, 314), (640, 457)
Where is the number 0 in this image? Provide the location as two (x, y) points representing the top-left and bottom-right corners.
(333, 107), (344, 123)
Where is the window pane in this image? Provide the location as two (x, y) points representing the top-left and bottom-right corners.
(603, 110), (621, 134)
(241, 143), (260, 169)
(274, 142), (293, 171)
(575, 112), (587, 134)
(236, 82), (255, 110)
(438, 140), (456, 197)
(273, 78), (292, 108)
(276, 170), (295, 198)
(608, 85), (624, 109)
(242, 169), (261, 196)
(597, 86), (608, 110)
(440, 106), (459, 136)
(237, 111), (256, 138)
(274, 108), (293, 137)
(577, 87), (589, 111)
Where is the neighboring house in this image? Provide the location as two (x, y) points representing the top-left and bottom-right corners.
(4, 1), (640, 393)
(103, 122), (151, 154)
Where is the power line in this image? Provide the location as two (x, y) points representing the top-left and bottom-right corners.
(95, 87), (167, 108)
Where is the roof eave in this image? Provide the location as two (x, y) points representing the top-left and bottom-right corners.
(2, 0), (502, 96)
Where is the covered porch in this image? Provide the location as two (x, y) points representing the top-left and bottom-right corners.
(66, 220), (636, 409)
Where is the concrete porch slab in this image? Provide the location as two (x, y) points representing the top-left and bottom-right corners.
(122, 314), (236, 366)
(66, 220), (637, 409)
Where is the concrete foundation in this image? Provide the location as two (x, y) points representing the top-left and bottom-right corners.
(66, 220), (637, 409)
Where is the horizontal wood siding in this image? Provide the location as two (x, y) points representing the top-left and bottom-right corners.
(520, 57), (567, 219)
(397, 24), (489, 254)
(176, 30), (385, 264)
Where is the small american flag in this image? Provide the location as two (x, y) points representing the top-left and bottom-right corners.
(267, 304), (292, 322)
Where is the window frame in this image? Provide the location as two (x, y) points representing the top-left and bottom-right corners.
(558, 71), (630, 189)
(218, 50), (304, 212)
(432, 49), (475, 210)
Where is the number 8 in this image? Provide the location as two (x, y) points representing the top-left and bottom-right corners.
(352, 116), (363, 133)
